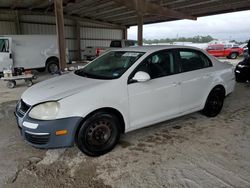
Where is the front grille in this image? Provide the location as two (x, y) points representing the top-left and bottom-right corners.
(16, 100), (30, 117)
(25, 132), (50, 145)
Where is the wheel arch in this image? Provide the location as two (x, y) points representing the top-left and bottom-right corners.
(211, 84), (226, 97)
(202, 84), (226, 108)
(75, 107), (126, 141)
(45, 56), (59, 66)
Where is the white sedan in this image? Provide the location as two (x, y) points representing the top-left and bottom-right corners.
(15, 46), (235, 156)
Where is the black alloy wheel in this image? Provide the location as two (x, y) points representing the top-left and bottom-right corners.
(202, 88), (225, 117)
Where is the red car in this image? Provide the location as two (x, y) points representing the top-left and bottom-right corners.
(206, 44), (243, 59)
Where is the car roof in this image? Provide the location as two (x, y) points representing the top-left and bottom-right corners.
(113, 45), (203, 53)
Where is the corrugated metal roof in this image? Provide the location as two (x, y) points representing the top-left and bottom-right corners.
(0, 0), (250, 26)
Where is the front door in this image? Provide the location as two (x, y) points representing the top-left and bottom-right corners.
(128, 50), (181, 129)
(0, 38), (13, 72)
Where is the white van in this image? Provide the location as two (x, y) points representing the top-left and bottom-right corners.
(0, 35), (69, 75)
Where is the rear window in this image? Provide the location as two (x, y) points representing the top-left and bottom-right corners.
(179, 50), (212, 72)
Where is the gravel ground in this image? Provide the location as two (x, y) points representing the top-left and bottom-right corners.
(1, 58), (250, 188)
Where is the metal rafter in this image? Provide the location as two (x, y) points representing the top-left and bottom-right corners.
(113, 0), (197, 20)
(1, 0), (250, 27)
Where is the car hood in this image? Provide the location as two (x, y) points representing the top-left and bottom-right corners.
(22, 73), (106, 106)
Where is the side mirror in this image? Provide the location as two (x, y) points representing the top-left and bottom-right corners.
(9, 53), (12, 59)
(132, 71), (150, 82)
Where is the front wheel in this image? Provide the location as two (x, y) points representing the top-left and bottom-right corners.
(76, 112), (121, 156)
(25, 79), (33, 87)
(202, 88), (225, 117)
(7, 80), (16, 89)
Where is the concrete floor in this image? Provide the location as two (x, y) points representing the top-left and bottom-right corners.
(1, 58), (250, 188)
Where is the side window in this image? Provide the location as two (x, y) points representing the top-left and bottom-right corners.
(125, 41), (134, 47)
(110, 41), (122, 48)
(0, 39), (9, 53)
(179, 50), (212, 72)
(136, 50), (177, 79)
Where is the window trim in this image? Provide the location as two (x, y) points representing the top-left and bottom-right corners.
(176, 48), (213, 73)
(127, 49), (180, 84)
(0, 39), (9, 53)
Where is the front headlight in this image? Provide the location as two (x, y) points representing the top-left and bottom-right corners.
(237, 64), (245, 68)
(29, 102), (60, 120)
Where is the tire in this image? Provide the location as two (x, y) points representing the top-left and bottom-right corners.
(46, 60), (59, 74)
(76, 111), (121, 156)
(202, 87), (225, 117)
(228, 52), (238, 59)
(25, 79), (33, 87)
(7, 80), (16, 89)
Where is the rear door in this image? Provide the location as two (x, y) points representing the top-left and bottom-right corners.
(176, 49), (214, 113)
(0, 37), (13, 72)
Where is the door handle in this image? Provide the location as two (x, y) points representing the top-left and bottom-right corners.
(171, 82), (181, 86)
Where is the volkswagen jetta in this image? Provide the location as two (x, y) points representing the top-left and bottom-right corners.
(15, 46), (235, 156)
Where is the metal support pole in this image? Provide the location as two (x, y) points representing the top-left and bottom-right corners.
(54, 0), (66, 71)
(76, 21), (81, 61)
(123, 28), (128, 40)
(15, 10), (21, 34)
(137, 15), (143, 46)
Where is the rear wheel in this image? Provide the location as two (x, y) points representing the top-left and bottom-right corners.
(202, 87), (225, 117)
(76, 111), (121, 156)
(46, 59), (59, 74)
(228, 52), (238, 59)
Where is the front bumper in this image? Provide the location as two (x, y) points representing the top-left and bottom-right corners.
(235, 68), (249, 82)
(15, 107), (82, 149)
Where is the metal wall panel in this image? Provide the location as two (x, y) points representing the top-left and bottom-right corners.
(21, 15), (74, 25)
(81, 40), (111, 48)
(0, 21), (16, 34)
(21, 23), (56, 35)
(0, 14), (124, 60)
(81, 27), (123, 39)
(0, 13), (14, 20)
(80, 27), (123, 49)
(21, 23), (75, 38)
(65, 39), (75, 50)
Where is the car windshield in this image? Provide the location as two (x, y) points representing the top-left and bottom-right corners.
(75, 51), (144, 79)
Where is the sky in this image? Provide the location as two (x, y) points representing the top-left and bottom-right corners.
(128, 10), (250, 42)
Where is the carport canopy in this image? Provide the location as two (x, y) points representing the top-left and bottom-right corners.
(1, 0), (250, 70)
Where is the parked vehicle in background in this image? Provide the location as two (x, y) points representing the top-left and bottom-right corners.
(82, 39), (137, 60)
(235, 57), (250, 82)
(15, 45), (235, 156)
(240, 43), (249, 57)
(0, 35), (70, 76)
(206, 44), (243, 59)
